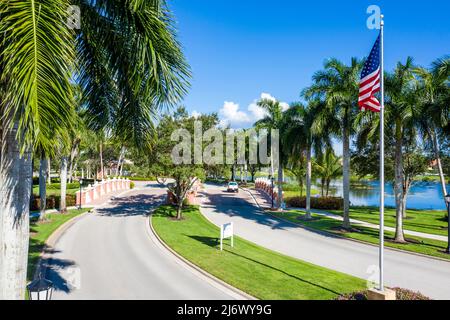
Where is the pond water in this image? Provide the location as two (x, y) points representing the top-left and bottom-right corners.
(319, 180), (449, 210)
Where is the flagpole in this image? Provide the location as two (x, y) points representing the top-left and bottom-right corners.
(379, 14), (385, 292)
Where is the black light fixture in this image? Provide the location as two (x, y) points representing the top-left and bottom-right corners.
(27, 277), (54, 300)
(445, 194), (450, 254)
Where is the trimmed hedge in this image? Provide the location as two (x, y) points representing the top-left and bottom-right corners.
(30, 194), (77, 211)
(285, 196), (344, 210)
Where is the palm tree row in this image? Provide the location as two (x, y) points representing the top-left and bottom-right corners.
(0, 0), (190, 299)
(254, 55), (449, 241)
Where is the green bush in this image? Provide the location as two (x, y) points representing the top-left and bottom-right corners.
(285, 196), (344, 210)
(30, 194), (77, 211)
(336, 287), (430, 300)
(130, 181), (135, 189)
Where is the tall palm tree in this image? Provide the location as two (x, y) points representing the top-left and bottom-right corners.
(303, 58), (362, 228)
(255, 98), (286, 208)
(0, 0), (190, 299)
(283, 101), (331, 218)
(413, 56), (450, 208)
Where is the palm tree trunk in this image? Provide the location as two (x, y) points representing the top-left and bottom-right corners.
(39, 156), (48, 220)
(430, 129), (448, 209)
(99, 142), (104, 180)
(342, 120), (351, 229)
(306, 146), (312, 219)
(60, 156), (68, 213)
(47, 158), (51, 185)
(277, 164), (283, 208)
(0, 124), (32, 300)
(394, 121), (405, 242)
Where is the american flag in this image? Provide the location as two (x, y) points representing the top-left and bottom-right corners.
(358, 33), (381, 112)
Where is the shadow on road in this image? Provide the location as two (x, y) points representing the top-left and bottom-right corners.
(96, 193), (165, 217)
(200, 189), (343, 239)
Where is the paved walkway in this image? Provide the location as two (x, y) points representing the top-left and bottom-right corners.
(245, 187), (447, 242)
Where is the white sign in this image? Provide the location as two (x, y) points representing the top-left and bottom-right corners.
(220, 222), (234, 251)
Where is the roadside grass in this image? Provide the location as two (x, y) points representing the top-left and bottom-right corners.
(328, 207), (447, 236)
(284, 189), (319, 199)
(152, 205), (366, 300)
(28, 208), (91, 280)
(32, 186), (79, 196)
(270, 210), (450, 261)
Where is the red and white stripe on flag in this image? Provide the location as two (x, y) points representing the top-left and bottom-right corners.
(358, 67), (381, 112)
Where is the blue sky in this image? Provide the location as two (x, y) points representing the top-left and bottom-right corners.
(169, 0), (450, 132)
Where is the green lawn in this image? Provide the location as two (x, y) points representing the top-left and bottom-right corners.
(270, 210), (450, 261)
(152, 205), (365, 300)
(32, 186), (79, 196)
(284, 189), (319, 199)
(28, 208), (91, 280)
(327, 207), (448, 236)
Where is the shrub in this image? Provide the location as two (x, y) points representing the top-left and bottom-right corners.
(336, 287), (430, 300)
(285, 196), (344, 210)
(30, 194), (77, 211)
(130, 181), (135, 189)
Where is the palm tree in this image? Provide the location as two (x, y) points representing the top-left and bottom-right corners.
(255, 98), (286, 208)
(283, 101), (332, 218)
(0, 0), (190, 299)
(414, 56), (450, 208)
(313, 148), (343, 197)
(303, 58), (362, 228)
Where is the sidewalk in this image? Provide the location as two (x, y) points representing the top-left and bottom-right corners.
(244, 187), (447, 242)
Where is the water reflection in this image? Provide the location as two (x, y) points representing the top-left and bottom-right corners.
(324, 180), (449, 210)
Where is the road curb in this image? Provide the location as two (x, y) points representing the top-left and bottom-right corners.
(243, 187), (450, 264)
(147, 212), (257, 300)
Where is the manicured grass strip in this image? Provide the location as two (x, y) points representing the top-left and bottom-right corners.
(271, 210), (450, 261)
(328, 207), (447, 236)
(152, 205), (366, 300)
(28, 208), (91, 280)
(32, 186), (79, 196)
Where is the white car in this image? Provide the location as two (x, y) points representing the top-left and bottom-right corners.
(227, 181), (239, 193)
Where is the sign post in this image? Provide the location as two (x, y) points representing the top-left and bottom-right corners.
(220, 222), (234, 251)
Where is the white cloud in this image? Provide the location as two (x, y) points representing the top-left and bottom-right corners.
(219, 101), (251, 128)
(191, 110), (201, 118)
(260, 92), (276, 102)
(217, 93), (290, 129)
(279, 102), (290, 111)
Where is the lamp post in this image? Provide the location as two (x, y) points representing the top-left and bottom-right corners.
(78, 178), (83, 210)
(270, 176), (274, 209)
(27, 277), (54, 300)
(445, 194), (450, 254)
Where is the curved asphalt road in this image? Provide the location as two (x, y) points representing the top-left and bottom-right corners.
(200, 183), (450, 300)
(44, 182), (235, 300)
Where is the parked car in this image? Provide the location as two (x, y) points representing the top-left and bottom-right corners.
(227, 181), (239, 193)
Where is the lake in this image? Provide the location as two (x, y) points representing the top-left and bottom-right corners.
(323, 180), (449, 210)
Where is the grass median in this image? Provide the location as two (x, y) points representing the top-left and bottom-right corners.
(270, 210), (449, 261)
(28, 208), (91, 280)
(151, 205), (366, 300)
